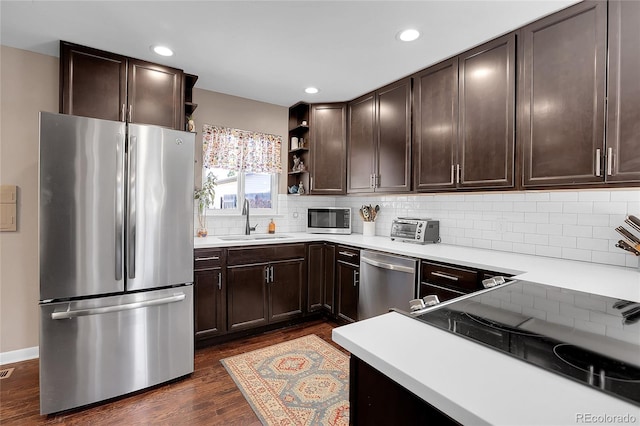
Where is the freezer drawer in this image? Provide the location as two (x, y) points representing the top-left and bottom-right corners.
(39, 286), (194, 415)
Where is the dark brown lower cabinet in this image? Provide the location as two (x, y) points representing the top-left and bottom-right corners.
(227, 259), (304, 332)
(227, 264), (270, 332)
(269, 260), (304, 322)
(336, 260), (359, 323)
(193, 249), (226, 342)
(307, 243), (336, 314)
(350, 356), (460, 426)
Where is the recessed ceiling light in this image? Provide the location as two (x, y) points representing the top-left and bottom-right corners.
(305, 87), (319, 94)
(151, 45), (174, 57)
(398, 29), (420, 42)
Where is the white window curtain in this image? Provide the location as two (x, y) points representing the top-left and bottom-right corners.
(202, 124), (282, 173)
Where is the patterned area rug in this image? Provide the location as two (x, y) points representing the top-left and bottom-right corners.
(221, 334), (350, 425)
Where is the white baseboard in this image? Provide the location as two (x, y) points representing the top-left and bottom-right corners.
(0, 346), (39, 365)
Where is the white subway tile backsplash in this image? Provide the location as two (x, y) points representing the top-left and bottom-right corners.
(549, 213), (578, 225)
(578, 191), (611, 202)
(535, 223), (563, 235)
(592, 201), (628, 215)
(562, 224), (593, 238)
(525, 234), (549, 245)
(561, 248), (592, 262)
(525, 192), (550, 202)
(549, 191), (579, 202)
(196, 189), (628, 269)
(536, 202), (563, 213)
(610, 190), (640, 202)
(548, 235), (577, 248)
(524, 212), (549, 224)
(562, 202), (593, 214)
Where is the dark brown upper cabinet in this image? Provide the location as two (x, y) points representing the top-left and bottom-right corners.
(458, 34), (515, 189)
(413, 34), (515, 191)
(606, 0), (640, 183)
(310, 103), (347, 194)
(413, 58), (458, 191)
(518, 1), (607, 187)
(60, 41), (185, 130)
(348, 78), (412, 193)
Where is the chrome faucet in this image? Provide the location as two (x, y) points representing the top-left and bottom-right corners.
(242, 199), (258, 235)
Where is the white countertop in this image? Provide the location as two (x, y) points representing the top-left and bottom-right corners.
(332, 312), (640, 426)
(195, 232), (640, 302)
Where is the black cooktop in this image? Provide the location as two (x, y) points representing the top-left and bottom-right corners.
(411, 281), (640, 406)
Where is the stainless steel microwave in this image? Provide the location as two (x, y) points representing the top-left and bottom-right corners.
(307, 207), (352, 234)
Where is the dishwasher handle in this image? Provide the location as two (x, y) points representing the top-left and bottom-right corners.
(361, 255), (415, 274)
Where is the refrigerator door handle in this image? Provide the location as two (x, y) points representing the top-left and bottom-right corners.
(127, 135), (137, 279)
(115, 133), (124, 281)
(51, 293), (186, 320)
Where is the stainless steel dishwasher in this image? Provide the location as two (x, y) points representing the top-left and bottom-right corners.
(359, 250), (418, 320)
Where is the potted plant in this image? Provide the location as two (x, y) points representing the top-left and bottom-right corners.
(194, 173), (216, 237)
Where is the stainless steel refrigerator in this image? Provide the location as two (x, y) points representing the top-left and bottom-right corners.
(38, 112), (195, 415)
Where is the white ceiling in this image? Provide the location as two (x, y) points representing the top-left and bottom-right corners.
(1, 0), (579, 107)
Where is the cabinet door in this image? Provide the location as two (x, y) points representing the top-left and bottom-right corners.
(459, 34), (515, 189)
(227, 264), (269, 331)
(519, 1), (607, 187)
(269, 260), (304, 323)
(127, 59), (184, 130)
(337, 261), (359, 323)
(323, 244), (336, 314)
(413, 59), (458, 191)
(606, 0), (640, 183)
(307, 244), (324, 312)
(376, 78), (412, 192)
(347, 93), (376, 193)
(194, 268), (225, 340)
(310, 104), (347, 194)
(59, 41), (127, 122)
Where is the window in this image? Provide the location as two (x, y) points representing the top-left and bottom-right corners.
(202, 124), (281, 214)
(205, 168), (276, 212)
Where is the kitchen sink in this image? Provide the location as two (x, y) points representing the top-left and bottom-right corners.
(217, 234), (293, 241)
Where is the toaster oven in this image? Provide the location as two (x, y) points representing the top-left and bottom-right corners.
(390, 218), (439, 244)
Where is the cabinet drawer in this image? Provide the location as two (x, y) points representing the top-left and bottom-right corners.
(194, 249), (223, 270)
(421, 261), (478, 292)
(227, 243), (306, 266)
(419, 282), (465, 303)
(336, 245), (360, 264)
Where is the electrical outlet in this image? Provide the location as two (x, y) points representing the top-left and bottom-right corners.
(292, 211), (299, 219)
(496, 221), (505, 233)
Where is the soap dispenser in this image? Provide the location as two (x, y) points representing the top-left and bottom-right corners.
(268, 219), (276, 234)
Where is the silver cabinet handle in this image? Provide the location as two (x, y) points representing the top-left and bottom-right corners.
(607, 147), (613, 176)
(353, 270), (359, 287)
(127, 135), (137, 279)
(195, 256), (220, 261)
(310, 176), (313, 191)
(431, 271), (459, 281)
(264, 266), (269, 283)
(370, 174), (374, 189)
(361, 256), (415, 274)
(128, 104), (133, 122)
(115, 133), (124, 281)
(121, 104), (126, 122)
(451, 164), (455, 184)
(595, 148), (601, 176)
(269, 265), (274, 283)
(456, 164), (461, 184)
(217, 272), (222, 290)
(51, 293), (185, 320)
(339, 251), (357, 257)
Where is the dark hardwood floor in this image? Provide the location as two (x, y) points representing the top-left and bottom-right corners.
(0, 319), (345, 425)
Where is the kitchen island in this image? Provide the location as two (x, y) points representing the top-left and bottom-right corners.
(332, 311), (639, 425)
